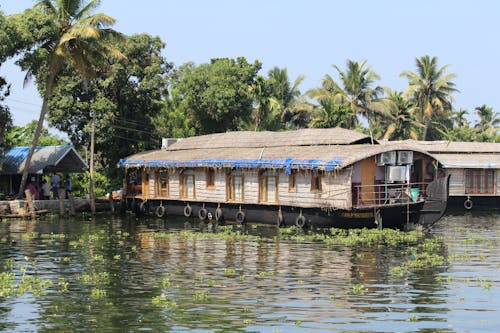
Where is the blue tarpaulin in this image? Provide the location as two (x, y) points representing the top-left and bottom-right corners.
(117, 157), (342, 174)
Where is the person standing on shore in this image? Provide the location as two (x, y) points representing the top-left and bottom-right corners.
(41, 179), (51, 200)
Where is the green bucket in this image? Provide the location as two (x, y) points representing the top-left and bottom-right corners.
(410, 188), (420, 202)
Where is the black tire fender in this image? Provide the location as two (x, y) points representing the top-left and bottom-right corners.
(155, 205), (166, 218)
(295, 214), (306, 228)
(198, 208), (208, 220)
(139, 201), (148, 214)
(277, 211), (284, 227)
(464, 198), (473, 210)
(184, 205), (192, 217)
(215, 207), (223, 221)
(235, 210), (245, 224)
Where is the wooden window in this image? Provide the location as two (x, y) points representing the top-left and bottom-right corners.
(155, 170), (169, 197)
(206, 168), (215, 189)
(465, 169), (495, 194)
(311, 172), (322, 192)
(226, 171), (244, 202)
(259, 170), (278, 203)
(141, 168), (149, 197)
(180, 169), (195, 199)
(288, 173), (296, 192)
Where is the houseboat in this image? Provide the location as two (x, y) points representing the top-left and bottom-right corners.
(399, 140), (500, 210)
(118, 128), (449, 228)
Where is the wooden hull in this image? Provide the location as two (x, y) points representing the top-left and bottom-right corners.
(124, 198), (428, 229)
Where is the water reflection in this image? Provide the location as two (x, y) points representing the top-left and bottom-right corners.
(0, 211), (498, 332)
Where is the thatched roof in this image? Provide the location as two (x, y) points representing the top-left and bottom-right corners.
(389, 140), (500, 153)
(380, 139), (500, 169)
(431, 153), (500, 169)
(167, 128), (375, 151)
(119, 142), (433, 172)
(0, 145), (88, 175)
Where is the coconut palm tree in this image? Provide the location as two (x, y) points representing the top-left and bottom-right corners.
(453, 108), (470, 128)
(308, 59), (384, 138)
(310, 98), (357, 129)
(400, 55), (458, 140)
(378, 90), (421, 140)
(16, 0), (125, 198)
(474, 104), (499, 139)
(266, 67), (307, 129)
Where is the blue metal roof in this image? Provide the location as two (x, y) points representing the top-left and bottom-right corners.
(0, 145), (88, 174)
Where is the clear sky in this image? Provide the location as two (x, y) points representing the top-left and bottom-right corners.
(1, 0), (499, 128)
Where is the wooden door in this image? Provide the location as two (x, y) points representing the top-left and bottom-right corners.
(360, 157), (375, 205)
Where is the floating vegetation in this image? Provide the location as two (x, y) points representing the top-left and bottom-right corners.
(193, 290), (209, 302)
(224, 268), (237, 277)
(151, 293), (178, 309)
(0, 260), (52, 298)
(350, 283), (366, 295)
(90, 287), (106, 299)
(77, 272), (110, 286)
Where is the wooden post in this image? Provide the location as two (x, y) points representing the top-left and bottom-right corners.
(68, 192), (76, 216)
(89, 112), (96, 215)
(109, 192), (115, 213)
(24, 189), (36, 220)
(58, 189), (66, 215)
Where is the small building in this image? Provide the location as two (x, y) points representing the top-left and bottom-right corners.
(398, 140), (500, 209)
(0, 145), (88, 198)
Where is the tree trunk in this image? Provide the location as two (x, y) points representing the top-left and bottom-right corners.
(422, 117), (430, 141)
(17, 73), (56, 198)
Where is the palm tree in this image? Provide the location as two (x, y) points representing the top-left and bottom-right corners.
(266, 67), (307, 129)
(308, 59), (384, 137)
(474, 104), (499, 139)
(453, 108), (470, 128)
(379, 90), (421, 140)
(310, 99), (357, 129)
(400, 55), (458, 140)
(16, 0), (125, 197)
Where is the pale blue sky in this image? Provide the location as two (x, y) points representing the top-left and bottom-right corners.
(1, 0), (499, 128)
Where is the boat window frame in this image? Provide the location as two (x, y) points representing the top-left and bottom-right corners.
(259, 170), (279, 203)
(226, 170), (244, 202)
(465, 169), (495, 194)
(310, 171), (322, 192)
(180, 169), (196, 199)
(155, 169), (169, 198)
(288, 172), (297, 193)
(206, 168), (216, 190)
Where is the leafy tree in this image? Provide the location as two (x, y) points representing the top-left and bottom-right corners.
(10, 0), (125, 197)
(473, 104), (499, 142)
(310, 99), (356, 129)
(266, 67), (307, 129)
(453, 108), (470, 128)
(168, 57), (261, 135)
(400, 55), (458, 140)
(47, 33), (170, 175)
(0, 77), (12, 151)
(309, 59), (383, 128)
(378, 90), (421, 140)
(4, 120), (67, 147)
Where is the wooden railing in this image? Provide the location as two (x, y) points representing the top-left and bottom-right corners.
(352, 182), (428, 208)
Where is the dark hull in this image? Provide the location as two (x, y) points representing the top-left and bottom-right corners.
(124, 199), (427, 229)
(448, 196), (499, 210)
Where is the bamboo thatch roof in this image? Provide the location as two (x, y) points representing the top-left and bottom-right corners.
(431, 153), (500, 169)
(167, 128), (375, 151)
(388, 140), (500, 153)
(119, 141), (432, 172)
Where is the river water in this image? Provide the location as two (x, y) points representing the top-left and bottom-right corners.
(0, 210), (498, 332)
